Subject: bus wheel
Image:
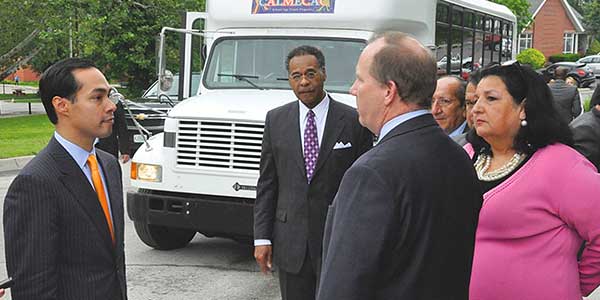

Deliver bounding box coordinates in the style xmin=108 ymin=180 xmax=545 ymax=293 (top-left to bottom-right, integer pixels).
xmin=134 ymin=222 xmax=196 ymax=250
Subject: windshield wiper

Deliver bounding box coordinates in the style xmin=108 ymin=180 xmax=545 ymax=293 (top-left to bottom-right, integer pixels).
xmin=217 ymin=73 xmax=264 ymax=90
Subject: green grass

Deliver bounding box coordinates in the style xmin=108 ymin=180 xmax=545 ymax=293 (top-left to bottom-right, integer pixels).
xmin=0 ymin=80 xmax=38 ymax=87
xmin=0 ymin=115 xmax=53 ymax=159
xmin=0 ymin=94 xmax=40 ymax=102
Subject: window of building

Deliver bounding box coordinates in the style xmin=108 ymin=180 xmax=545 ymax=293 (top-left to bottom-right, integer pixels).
xmin=563 ymin=32 xmax=575 ymax=53
xmin=518 ymin=32 xmax=532 ymax=53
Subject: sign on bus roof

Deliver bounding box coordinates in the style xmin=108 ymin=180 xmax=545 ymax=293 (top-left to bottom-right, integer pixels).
xmin=251 ymin=0 xmax=335 ymax=14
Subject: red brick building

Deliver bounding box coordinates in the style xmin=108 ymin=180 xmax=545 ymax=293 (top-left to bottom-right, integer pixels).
xmin=518 ymin=0 xmax=587 ymax=58
xmin=6 ymin=67 xmax=40 ymax=82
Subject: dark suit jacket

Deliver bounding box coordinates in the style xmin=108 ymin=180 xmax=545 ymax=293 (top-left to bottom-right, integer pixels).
xmin=97 ymin=102 xmax=131 ymax=158
xmin=570 ymin=108 xmax=600 ymax=171
xmin=549 ymin=79 xmax=582 ymax=124
xmin=4 ymin=137 xmax=127 ymax=300
xmin=254 ymin=98 xmax=372 ymax=274
xmin=317 ymin=114 xmax=482 ymax=300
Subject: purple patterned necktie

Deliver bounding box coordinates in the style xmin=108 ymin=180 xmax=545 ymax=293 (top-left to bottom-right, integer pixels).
xmin=304 ymin=110 xmax=319 ymax=182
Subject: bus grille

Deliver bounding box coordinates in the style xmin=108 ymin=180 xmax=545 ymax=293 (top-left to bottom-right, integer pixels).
xmin=176 ymin=120 xmax=264 ymax=170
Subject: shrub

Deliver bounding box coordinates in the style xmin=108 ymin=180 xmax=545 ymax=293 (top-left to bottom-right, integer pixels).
xmin=586 ymin=39 xmax=600 ymax=55
xmin=516 ymin=48 xmax=546 ymax=69
xmin=548 ymin=53 xmax=581 ymax=63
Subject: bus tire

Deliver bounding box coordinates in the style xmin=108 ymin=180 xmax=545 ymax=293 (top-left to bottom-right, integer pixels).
xmin=133 ymin=221 xmax=196 ymax=250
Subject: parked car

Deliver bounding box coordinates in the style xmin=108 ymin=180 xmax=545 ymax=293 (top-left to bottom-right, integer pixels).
xmin=437 ymin=55 xmax=479 ymax=75
xmin=576 ymin=55 xmax=600 ymax=78
xmin=124 ymin=73 xmax=202 ymax=153
xmin=537 ymin=62 xmax=595 ymax=88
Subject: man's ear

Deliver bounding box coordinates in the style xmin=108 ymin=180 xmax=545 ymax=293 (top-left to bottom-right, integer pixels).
xmin=52 ymin=96 xmax=70 ymax=119
xmin=383 ymin=80 xmax=397 ymax=106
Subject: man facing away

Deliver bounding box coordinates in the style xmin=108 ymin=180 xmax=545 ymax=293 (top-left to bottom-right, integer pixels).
xmin=432 ymin=75 xmax=468 ymax=137
xmin=3 ymin=58 xmax=127 ymax=300
xmin=254 ymin=45 xmax=372 ymax=300
xmin=317 ymin=32 xmax=482 ymax=300
xmin=570 ymin=93 xmax=600 ymax=171
xmin=549 ymin=66 xmax=582 ymax=124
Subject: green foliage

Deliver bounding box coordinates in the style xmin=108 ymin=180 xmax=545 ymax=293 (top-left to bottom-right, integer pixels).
xmin=516 ymin=48 xmax=546 ymax=69
xmin=583 ymin=1 xmax=600 ymax=41
xmin=586 ymin=39 xmax=600 ymax=55
xmin=0 ymin=0 xmax=206 ymax=96
xmin=548 ymin=53 xmax=582 ymax=63
xmin=583 ymin=96 xmax=591 ymax=112
xmin=491 ymin=0 xmax=533 ymax=32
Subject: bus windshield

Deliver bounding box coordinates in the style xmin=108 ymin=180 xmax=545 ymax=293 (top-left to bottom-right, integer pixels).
xmin=204 ymin=37 xmax=366 ymax=94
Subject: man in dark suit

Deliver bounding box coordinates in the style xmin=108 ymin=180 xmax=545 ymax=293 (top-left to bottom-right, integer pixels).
xmin=254 ymin=45 xmax=372 ymax=300
xmin=97 ymin=101 xmax=131 ymax=163
xmin=317 ymin=32 xmax=482 ymax=300
xmin=549 ymin=66 xmax=582 ymax=124
xmin=4 ymin=58 xmax=127 ymax=300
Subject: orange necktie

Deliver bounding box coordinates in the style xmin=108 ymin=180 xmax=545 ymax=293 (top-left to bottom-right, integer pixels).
xmin=87 ymin=154 xmax=115 ymax=244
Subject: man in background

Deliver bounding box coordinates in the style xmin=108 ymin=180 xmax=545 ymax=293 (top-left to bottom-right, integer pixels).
xmin=432 ymin=76 xmax=468 ymax=137
xmin=549 ymin=66 xmax=582 ymax=124
xmin=254 ymin=45 xmax=372 ymax=300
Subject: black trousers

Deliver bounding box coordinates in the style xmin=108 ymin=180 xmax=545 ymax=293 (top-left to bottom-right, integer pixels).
xmin=278 ymin=249 xmax=320 ymax=300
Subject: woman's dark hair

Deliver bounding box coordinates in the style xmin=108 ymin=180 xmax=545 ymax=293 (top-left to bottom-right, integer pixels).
xmin=467 ymin=62 xmax=573 ymax=155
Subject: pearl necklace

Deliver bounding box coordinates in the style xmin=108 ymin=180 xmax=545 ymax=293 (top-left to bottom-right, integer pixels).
xmin=474 ymin=152 xmax=527 ymax=182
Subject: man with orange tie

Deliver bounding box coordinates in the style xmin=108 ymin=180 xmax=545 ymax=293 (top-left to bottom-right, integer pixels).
xmin=3 ymin=58 xmax=127 ymax=300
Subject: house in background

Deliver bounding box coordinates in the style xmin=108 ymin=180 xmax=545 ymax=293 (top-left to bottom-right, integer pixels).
xmin=518 ymin=0 xmax=588 ymax=58
xmin=6 ymin=67 xmax=40 ymax=82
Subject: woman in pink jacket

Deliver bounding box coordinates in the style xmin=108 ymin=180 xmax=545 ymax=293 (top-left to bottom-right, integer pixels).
xmin=466 ymin=61 xmax=600 ymax=300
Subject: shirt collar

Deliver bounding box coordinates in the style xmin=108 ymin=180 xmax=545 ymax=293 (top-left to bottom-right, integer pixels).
xmin=378 ymin=110 xmax=430 ymax=141
xmin=54 ymin=131 xmax=98 ymax=169
xmin=299 ymin=92 xmax=330 ymax=121
xmin=448 ymin=120 xmax=468 ymax=137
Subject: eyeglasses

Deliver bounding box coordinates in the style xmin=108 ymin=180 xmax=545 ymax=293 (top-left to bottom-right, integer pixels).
xmin=289 ymin=70 xmax=320 ymax=82
xmin=487 ymin=60 xmax=526 ymax=81
xmin=431 ymin=97 xmax=457 ymax=107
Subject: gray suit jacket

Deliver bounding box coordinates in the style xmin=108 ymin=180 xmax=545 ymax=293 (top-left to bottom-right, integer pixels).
xmin=549 ymin=80 xmax=582 ymax=124
xmin=254 ymin=98 xmax=372 ymax=274
xmin=570 ymin=108 xmax=600 ymax=171
xmin=317 ymin=114 xmax=482 ymax=300
xmin=4 ymin=137 xmax=127 ymax=300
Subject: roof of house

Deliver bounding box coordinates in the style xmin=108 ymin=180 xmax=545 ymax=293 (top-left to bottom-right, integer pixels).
xmin=528 ymin=0 xmax=585 ymax=32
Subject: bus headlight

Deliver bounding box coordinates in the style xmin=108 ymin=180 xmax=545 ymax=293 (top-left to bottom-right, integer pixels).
xmin=131 ymin=162 xmax=162 ymax=182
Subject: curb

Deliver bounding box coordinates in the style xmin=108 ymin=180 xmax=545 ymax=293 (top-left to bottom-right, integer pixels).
xmin=0 ymin=155 xmax=34 ymax=173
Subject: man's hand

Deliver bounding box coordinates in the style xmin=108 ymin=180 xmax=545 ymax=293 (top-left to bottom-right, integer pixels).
xmin=254 ymin=245 xmax=273 ymax=274
xmin=120 ymin=154 xmax=130 ymax=163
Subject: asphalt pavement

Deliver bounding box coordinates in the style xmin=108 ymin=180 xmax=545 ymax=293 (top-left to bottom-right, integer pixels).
xmin=0 ymin=163 xmax=281 ymax=300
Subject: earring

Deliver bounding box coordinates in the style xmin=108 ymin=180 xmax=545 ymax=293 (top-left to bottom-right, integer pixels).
xmin=520 ymin=119 xmax=528 ymax=127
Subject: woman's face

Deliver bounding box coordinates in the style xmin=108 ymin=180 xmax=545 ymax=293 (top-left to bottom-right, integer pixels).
xmin=472 ymin=75 xmax=526 ymax=147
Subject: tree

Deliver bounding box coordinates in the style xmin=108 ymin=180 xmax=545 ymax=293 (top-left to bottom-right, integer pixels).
xmin=0 ymin=0 xmax=206 ymax=95
xmin=491 ymin=0 xmax=533 ymax=32
xmin=583 ymin=1 xmax=600 ymax=44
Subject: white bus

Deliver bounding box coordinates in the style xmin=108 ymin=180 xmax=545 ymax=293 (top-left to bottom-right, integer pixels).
xmin=128 ymin=0 xmax=516 ymax=250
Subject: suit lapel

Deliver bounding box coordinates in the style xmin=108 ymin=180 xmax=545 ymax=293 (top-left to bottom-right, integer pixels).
xmin=97 ymin=151 xmax=123 ymax=253
xmin=287 ymin=102 xmax=308 ymax=177
xmin=49 ymin=138 xmax=115 ymax=250
xmin=313 ymin=99 xmax=345 ymax=176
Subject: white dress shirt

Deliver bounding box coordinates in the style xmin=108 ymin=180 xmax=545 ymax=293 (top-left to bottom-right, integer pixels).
xmin=254 ymin=94 xmax=331 ymax=247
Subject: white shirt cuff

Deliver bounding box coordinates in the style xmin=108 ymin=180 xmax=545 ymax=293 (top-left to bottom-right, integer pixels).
xmin=254 ymin=239 xmax=272 ymax=246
